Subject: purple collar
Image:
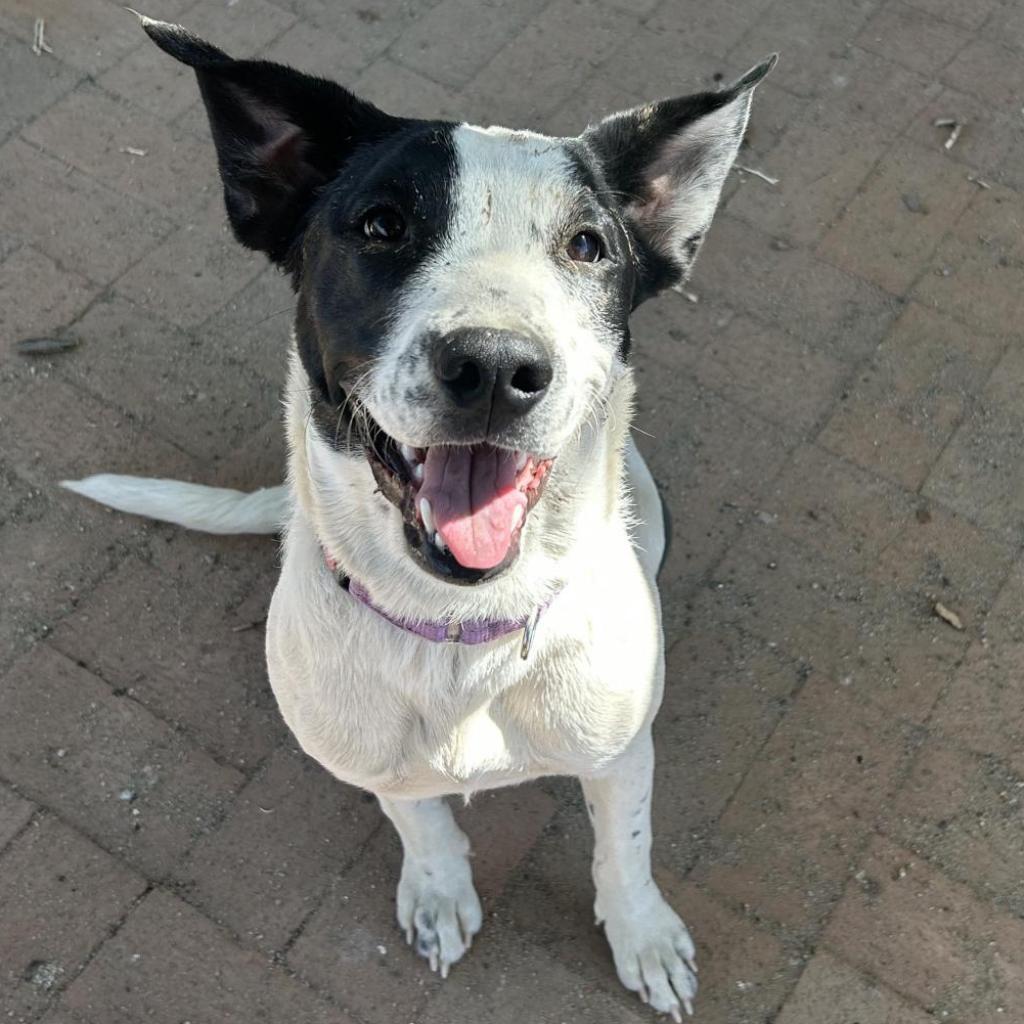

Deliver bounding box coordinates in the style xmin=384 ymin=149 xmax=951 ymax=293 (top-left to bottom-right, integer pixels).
xmin=324 ymin=550 xmax=554 ymax=660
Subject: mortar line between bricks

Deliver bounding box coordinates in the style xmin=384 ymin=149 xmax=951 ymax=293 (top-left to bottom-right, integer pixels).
xmin=0 ymin=804 xmax=41 ymax=860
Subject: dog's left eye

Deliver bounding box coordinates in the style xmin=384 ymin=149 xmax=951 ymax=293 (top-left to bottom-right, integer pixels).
xmin=567 ymin=231 xmax=603 ymax=263
xmin=363 ymin=207 xmax=407 ymax=242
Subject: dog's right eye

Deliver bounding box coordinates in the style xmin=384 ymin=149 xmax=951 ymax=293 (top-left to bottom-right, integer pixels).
xmin=363 ymin=207 xmax=406 ymax=242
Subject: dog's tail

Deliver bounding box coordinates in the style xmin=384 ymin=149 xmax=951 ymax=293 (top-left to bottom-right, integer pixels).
xmin=60 ymin=475 xmax=287 ymax=535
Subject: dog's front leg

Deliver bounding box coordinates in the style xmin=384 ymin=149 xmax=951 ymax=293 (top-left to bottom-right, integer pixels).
xmin=378 ymin=795 xmax=483 ymax=978
xmin=582 ymin=731 xmax=697 ymax=1020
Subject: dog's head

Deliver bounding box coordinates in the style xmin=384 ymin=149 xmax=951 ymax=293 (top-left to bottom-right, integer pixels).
xmin=143 ymin=18 xmax=772 ymax=586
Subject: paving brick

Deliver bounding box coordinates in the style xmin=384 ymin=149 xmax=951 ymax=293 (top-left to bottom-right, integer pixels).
xmin=64 ymin=888 xmax=351 ymax=1024
xmin=390 ymin=0 xmax=550 ymax=89
xmin=0 ymin=138 xmax=172 ymax=283
xmin=0 ymin=28 xmax=78 ymax=141
xmin=885 ymin=742 xmax=1024 ymax=915
xmin=0 ymin=0 xmax=148 ymax=76
xmin=629 ymin=290 xmax=735 ymax=372
xmin=923 ymin=345 xmax=1024 ymax=539
xmin=177 ymin=746 xmax=379 ymax=952
xmin=696 ymin=527 xmax=968 ymax=723
xmin=351 ymin=56 xmax=463 ymax=121
xmin=776 ymin=952 xmax=934 ymax=1024
xmin=818 ymin=301 xmax=1007 ymax=490
xmin=818 ymin=139 xmax=978 ymax=295
xmin=942 ymin=36 xmax=1024 ymax=110
xmin=693 ymin=314 xmax=847 ymax=433
xmin=0 ymin=815 xmax=146 ymax=1021
xmin=0 ymin=784 xmax=34 ymax=853
xmin=533 ymin=72 xmax=643 ymax=137
xmin=726 ymin=110 xmax=890 ymax=246
xmin=804 ymin=45 xmax=941 ymax=134
xmin=288 ymin=827 xmax=444 ymax=1024
xmin=694 ymin=675 xmax=915 ymax=935
xmin=258 ymin=19 xmax=373 ymax=82
xmin=458 ymin=0 xmax=636 ymax=126
xmin=113 ymin=218 xmax=264 ymax=331
xmin=0 ymin=245 xmax=95 ymax=361
xmin=930 ymin=561 xmax=1024 ymax=774
xmin=22 ymin=82 xmax=218 ymax=216
xmin=47 ymin=550 xmax=284 ymax=770
xmin=54 ymin=295 xmax=280 ymax=463
xmin=728 ymin=0 xmax=878 ymax=99
xmin=824 ymin=834 xmax=1024 ymax=1022
xmin=0 ymin=645 xmax=244 ymax=878
xmin=645 ymin=0 xmax=778 ymax=60
xmin=856 ymin=1 xmax=971 ymax=75
xmin=913 ymin=184 xmax=1024 ymax=336
xmin=690 ymin=215 xmax=900 ymax=362
xmin=907 ymin=0 xmax=995 ymax=29
xmin=655 ymin=622 xmax=804 ymax=848
xmin=98 ymin=0 xmax=295 ymax=120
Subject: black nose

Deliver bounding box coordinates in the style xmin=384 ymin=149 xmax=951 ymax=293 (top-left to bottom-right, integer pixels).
xmin=432 ymin=328 xmax=553 ymax=432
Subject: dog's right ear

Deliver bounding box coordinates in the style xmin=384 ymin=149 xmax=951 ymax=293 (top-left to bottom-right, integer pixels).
xmin=138 ymin=16 xmax=403 ymax=265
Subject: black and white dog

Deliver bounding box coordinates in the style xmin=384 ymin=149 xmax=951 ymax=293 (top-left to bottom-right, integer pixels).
xmin=66 ymin=18 xmax=773 ymax=1019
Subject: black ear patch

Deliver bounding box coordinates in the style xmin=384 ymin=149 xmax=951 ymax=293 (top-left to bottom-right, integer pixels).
xmin=136 ymin=14 xmax=406 ymax=266
xmin=584 ymin=55 xmax=777 ymax=304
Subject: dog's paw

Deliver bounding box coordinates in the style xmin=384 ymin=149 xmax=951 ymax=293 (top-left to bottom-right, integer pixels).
xmin=395 ymin=855 xmax=483 ymax=978
xmin=599 ymin=892 xmax=698 ymax=1021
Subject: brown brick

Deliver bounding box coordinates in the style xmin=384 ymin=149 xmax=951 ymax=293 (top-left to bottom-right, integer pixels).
xmin=23 ymin=83 xmax=218 ymax=216
xmin=693 ymin=315 xmax=847 ymax=433
xmin=824 ymin=834 xmax=1024 ymax=1022
xmin=695 ymin=675 xmax=915 ymax=934
xmin=0 ymin=784 xmax=34 ymax=853
xmin=458 ymin=0 xmax=635 ymax=126
xmin=0 ymin=28 xmax=78 ymax=139
xmin=630 ymin=291 xmax=735 ymax=372
xmin=98 ymin=0 xmax=295 ymax=120
xmin=64 ymin=889 xmax=351 ymax=1024
xmin=53 ymin=295 xmax=279 ymax=463
xmin=727 ymin=110 xmax=890 ymax=247
xmin=691 ymin=215 xmax=900 ymax=360
xmin=47 ymin=552 xmax=284 ymax=770
xmin=0 ymin=645 xmax=244 ymax=878
xmin=818 ymin=139 xmax=978 ymax=295
xmin=596 ymin=25 xmax=717 ymax=104
xmin=352 ymin=57 xmax=463 ymax=122
xmin=913 ymin=185 xmax=1024 ymax=336
xmin=930 ymin=562 xmax=1024 ymax=774
xmin=390 ymin=0 xmax=550 ymax=89
xmin=776 ymin=952 xmax=933 ymax=1024
xmin=289 ymin=827 xmax=443 ymax=1024
xmin=885 ymin=742 xmax=1024 ymax=915
xmin=923 ymin=344 xmax=1024 ymax=539
xmin=177 ymin=746 xmax=379 ymax=952
xmin=856 ymin=1 xmax=971 ymax=75
xmin=696 ymin=528 xmax=967 ymax=723
xmin=728 ymin=0 xmax=877 ymax=98
xmin=0 ymin=139 xmax=172 ymax=283
xmin=0 ymin=0 xmax=147 ymax=76
xmin=113 ymin=218 xmax=264 ymax=331
xmin=0 ymin=815 xmax=146 ymax=1020
xmin=943 ymin=37 xmax=1024 ymax=110
xmin=818 ymin=301 xmax=1006 ymax=490
xmin=0 ymin=246 xmax=95 ymax=362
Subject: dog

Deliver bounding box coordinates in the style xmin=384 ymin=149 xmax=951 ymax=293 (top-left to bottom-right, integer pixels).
xmin=65 ymin=17 xmax=774 ymax=1019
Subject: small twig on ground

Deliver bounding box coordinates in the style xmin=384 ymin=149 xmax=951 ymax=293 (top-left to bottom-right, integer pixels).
xmin=967 ymin=174 xmax=992 ymax=189
xmin=32 ymin=17 xmax=53 ymax=55
xmin=933 ymin=117 xmax=963 ymax=150
xmin=734 ymin=164 xmax=779 ymax=186
xmin=119 ymin=146 xmax=148 ymax=157
xmin=934 ymin=601 xmax=965 ymax=631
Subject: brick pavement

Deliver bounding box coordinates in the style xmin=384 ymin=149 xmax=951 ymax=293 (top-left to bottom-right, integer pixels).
xmin=2 ymin=0 xmax=1023 ymax=1020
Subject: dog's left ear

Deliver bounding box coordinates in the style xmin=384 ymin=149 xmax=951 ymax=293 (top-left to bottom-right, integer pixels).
xmin=584 ymin=56 xmax=777 ymax=304
xmin=137 ymin=15 xmax=405 ymax=265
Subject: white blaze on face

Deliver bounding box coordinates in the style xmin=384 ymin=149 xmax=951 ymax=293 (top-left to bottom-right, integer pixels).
xmin=368 ymin=124 xmax=618 ymax=452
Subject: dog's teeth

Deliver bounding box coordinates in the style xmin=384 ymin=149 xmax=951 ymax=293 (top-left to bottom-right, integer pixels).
xmin=433 ymin=530 xmax=447 ymax=553
xmin=419 ymin=497 xmax=435 ymax=535
xmin=413 ymin=462 xmax=424 ymax=483
xmin=401 ymin=444 xmax=419 ymax=466
xmin=515 ymin=450 xmax=528 ymax=471
xmin=511 ymin=505 xmax=524 ymax=529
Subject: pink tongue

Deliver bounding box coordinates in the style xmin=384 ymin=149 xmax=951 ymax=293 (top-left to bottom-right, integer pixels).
xmin=419 ymin=446 xmax=527 ymax=570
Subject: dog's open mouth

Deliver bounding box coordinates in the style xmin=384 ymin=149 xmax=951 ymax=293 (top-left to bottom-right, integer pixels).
xmin=364 ymin=430 xmax=552 ymax=583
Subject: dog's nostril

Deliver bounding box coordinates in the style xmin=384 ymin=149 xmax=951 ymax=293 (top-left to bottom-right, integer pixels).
xmin=447 ymin=360 xmax=482 ymax=397
xmin=510 ymin=363 xmax=551 ymax=395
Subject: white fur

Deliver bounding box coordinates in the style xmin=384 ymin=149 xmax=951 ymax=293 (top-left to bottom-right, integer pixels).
xmin=60 ymin=475 xmax=288 ymax=534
